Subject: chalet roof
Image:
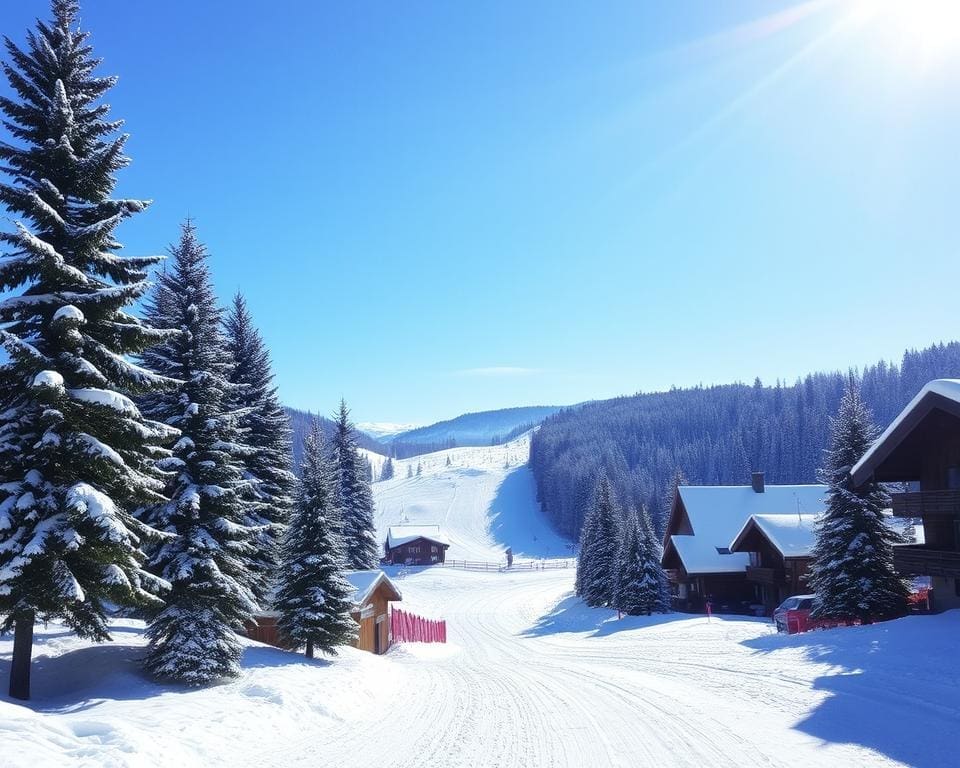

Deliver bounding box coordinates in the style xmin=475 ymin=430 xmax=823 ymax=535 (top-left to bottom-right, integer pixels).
xmin=730 ymin=513 xmax=819 ymax=559
xmin=667 ymin=484 xmax=827 ymax=574
xmin=386 ymin=525 xmax=451 ymax=549
xmin=344 ymin=569 xmax=402 ymax=606
xmin=851 ymin=379 xmax=960 ymax=486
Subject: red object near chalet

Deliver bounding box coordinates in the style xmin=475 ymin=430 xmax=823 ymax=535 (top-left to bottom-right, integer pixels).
xmin=391 ymin=607 xmax=447 ymax=644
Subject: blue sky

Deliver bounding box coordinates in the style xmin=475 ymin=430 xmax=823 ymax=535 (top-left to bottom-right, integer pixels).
xmin=3 ymin=1 xmax=959 ymax=425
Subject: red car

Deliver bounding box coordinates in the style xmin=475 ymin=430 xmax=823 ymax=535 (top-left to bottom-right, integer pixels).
xmin=773 ymin=594 xmax=814 ymax=633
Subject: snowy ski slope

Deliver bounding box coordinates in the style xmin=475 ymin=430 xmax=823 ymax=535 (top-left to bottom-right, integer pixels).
xmin=367 ymin=433 xmax=571 ymax=562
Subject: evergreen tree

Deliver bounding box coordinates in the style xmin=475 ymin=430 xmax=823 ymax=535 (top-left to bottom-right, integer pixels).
xmin=416 ymin=461 xmax=423 ymax=476
xmin=275 ymin=421 xmax=356 ymax=657
xmin=0 ymin=0 xmax=175 ymax=701
xmin=331 ymin=400 xmax=378 ymax=569
xmin=575 ymin=475 xmax=621 ymax=607
xmin=808 ymin=377 xmax=910 ymax=623
xmin=615 ymin=508 xmax=670 ymax=615
xmin=140 ymin=222 xmax=259 ymax=684
xmin=223 ymin=293 xmax=294 ymax=606
xmin=406 ymin=464 xmax=413 ymax=479
xmin=380 ymin=457 xmax=395 ymax=481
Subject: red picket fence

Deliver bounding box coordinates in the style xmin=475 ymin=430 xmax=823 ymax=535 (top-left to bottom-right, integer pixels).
xmin=391 ymin=607 xmax=447 ymax=644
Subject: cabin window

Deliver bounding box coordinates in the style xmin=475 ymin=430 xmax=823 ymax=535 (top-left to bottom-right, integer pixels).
xmin=431 ymin=545 xmax=438 ymax=553
xmin=408 ymin=546 xmax=421 ymax=554
xmin=749 ymin=551 xmax=761 ymax=567
xmin=948 ymin=466 xmax=960 ymax=490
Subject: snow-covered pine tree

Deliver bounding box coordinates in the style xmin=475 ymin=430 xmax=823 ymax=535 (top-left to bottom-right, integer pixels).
xmin=139 ymin=222 xmax=260 ymax=684
xmin=808 ymin=376 xmax=910 ymax=624
xmin=363 ymin=454 xmax=374 ymax=483
xmin=575 ymin=475 xmax=621 ymax=608
xmin=406 ymin=464 xmax=413 ymax=479
xmin=380 ymin=457 xmax=395 ymax=481
xmin=275 ymin=420 xmax=356 ymax=657
xmin=0 ymin=0 xmax=177 ymax=701
xmin=223 ymin=292 xmax=295 ymax=607
xmin=615 ymin=508 xmax=670 ymax=615
xmin=330 ymin=400 xmax=379 ymax=569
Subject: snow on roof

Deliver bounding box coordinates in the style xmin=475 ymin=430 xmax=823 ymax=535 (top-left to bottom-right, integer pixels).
xmin=731 ymin=513 xmax=819 ymax=558
xmin=344 ymin=569 xmax=401 ymax=606
xmin=670 ymin=484 xmax=827 ymax=574
xmin=386 ymin=525 xmax=451 ymax=549
xmin=852 ymin=379 xmax=960 ymax=480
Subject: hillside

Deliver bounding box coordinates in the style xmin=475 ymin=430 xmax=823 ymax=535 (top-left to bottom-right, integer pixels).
xmin=371 ymin=434 xmax=570 ymax=561
xmin=389 ymin=406 xmax=563 ymax=447
xmin=531 ymin=341 xmax=960 ymax=540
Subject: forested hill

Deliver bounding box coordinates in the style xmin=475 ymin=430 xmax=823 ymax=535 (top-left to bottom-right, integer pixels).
xmin=529 ymin=341 xmax=960 ymax=541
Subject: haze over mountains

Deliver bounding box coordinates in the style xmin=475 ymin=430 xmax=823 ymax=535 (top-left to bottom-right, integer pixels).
xmin=286 ymin=405 xmax=566 ymax=468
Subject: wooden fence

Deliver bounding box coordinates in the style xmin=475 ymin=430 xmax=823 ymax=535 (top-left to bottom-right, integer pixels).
xmin=391 ymin=607 xmax=446 ymax=644
xmin=439 ymin=558 xmax=574 ymax=572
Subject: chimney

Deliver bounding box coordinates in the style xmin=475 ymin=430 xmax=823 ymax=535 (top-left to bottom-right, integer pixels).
xmin=751 ymin=471 xmax=765 ymax=494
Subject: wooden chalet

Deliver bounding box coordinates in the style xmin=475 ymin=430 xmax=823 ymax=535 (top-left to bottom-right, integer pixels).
xmin=851 ymin=379 xmax=960 ymax=612
xmin=383 ymin=525 xmax=451 ymax=565
xmin=246 ymin=569 xmax=402 ymax=654
xmin=661 ymin=473 xmax=827 ymax=613
xmin=729 ymin=513 xmax=818 ymax=613
xmin=345 ymin=570 xmax=403 ymax=654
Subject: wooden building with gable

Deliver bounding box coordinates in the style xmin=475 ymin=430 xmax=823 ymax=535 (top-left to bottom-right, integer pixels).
xmin=851 ymin=379 xmax=960 ymax=612
xmin=345 ymin=569 xmax=403 ymax=654
xmin=661 ymin=473 xmax=827 ymax=613
xmin=729 ymin=513 xmax=818 ymax=613
xmin=383 ymin=525 xmax=451 ymax=565
xmin=247 ymin=569 xmax=402 ymax=654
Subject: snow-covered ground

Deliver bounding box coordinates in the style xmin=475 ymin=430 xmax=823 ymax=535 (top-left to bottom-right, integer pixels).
xmin=369 ymin=434 xmax=571 ymax=561
xmin=3 ymin=436 xmax=958 ymax=766
xmin=3 ymin=571 xmax=960 ymax=767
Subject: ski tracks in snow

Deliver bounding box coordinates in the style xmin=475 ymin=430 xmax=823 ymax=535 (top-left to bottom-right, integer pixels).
xmin=262 ymin=569 xmax=895 ymax=768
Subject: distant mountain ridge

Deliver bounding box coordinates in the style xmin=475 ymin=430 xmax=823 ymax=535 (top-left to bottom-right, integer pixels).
xmin=388 ymin=405 xmax=564 ymax=447
xmin=285 ymin=405 xmax=567 ymax=469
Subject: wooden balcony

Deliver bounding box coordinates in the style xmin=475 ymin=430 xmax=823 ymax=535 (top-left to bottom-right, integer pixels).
xmin=745 ymin=565 xmax=785 ymax=585
xmin=891 ymin=490 xmax=960 ymax=518
xmin=893 ymin=545 xmax=960 ymax=578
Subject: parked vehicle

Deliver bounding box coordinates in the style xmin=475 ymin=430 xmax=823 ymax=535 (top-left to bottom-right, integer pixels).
xmin=773 ymin=594 xmax=814 ymax=633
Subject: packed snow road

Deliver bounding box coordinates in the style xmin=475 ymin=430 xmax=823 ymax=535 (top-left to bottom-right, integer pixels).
xmin=4 ymin=568 xmax=960 ymax=767
xmin=250 ymin=568 xmax=955 ymax=768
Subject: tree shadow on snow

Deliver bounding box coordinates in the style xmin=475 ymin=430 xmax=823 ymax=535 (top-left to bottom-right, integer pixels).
xmin=488 ymin=467 xmax=573 ymax=559
xmin=240 ymin=644 xmax=332 ymax=670
xmin=521 ymin=593 xmax=690 ymax=638
xmin=0 ymin=635 xmax=331 ymax=714
xmin=0 ymin=642 xmax=165 ymax=713
xmin=741 ymin=612 xmax=960 ymax=768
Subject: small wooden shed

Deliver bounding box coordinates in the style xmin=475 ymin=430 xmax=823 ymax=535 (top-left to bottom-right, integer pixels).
xmin=345 ymin=569 xmax=403 ymax=654
xmin=246 ymin=569 xmax=402 ymax=654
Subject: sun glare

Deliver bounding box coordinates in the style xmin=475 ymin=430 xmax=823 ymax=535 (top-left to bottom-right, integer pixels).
xmin=850 ymin=0 xmax=960 ymax=68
